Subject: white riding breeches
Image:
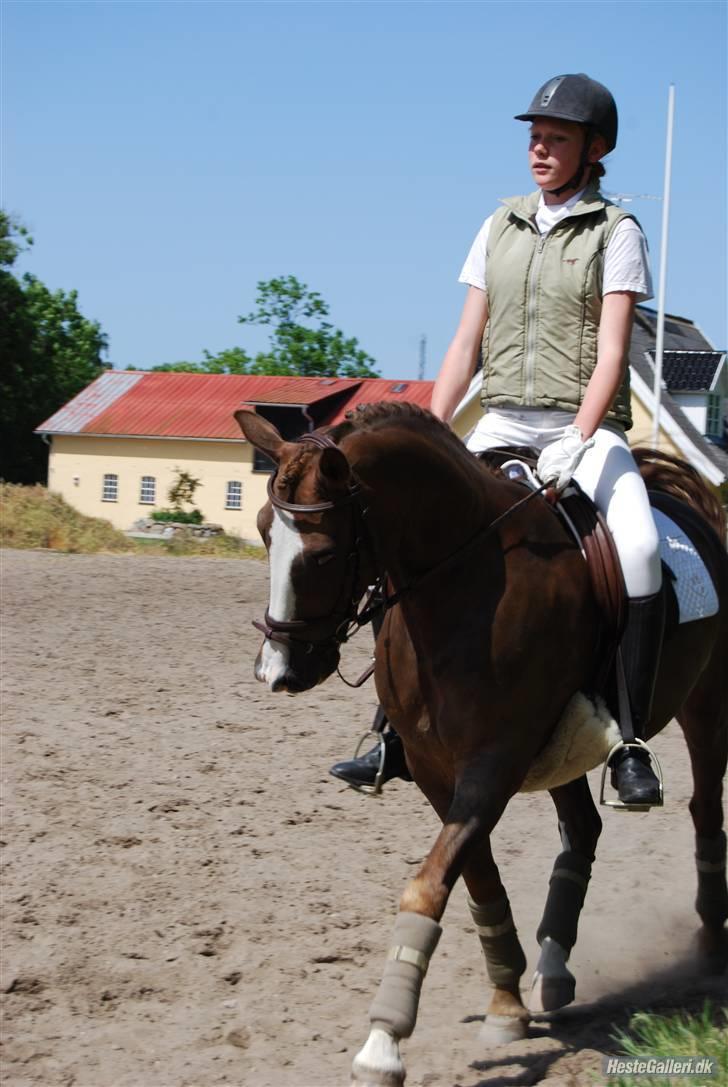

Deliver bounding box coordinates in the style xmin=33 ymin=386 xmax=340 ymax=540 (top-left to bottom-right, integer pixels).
xmin=466 ymin=408 xmax=662 ymax=599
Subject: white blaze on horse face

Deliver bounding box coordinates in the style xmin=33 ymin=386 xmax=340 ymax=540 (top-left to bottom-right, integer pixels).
xmin=257 ymin=508 xmax=304 ymax=688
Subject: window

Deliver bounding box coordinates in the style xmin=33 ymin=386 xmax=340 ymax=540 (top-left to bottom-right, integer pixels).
xmin=706 ymin=393 xmax=722 ymax=438
xmin=139 ymin=476 xmax=156 ymax=504
xmin=102 ymin=474 xmax=118 ymax=502
xmin=226 ymin=480 xmax=242 ymax=510
xmin=253 ymin=449 xmax=276 ymax=473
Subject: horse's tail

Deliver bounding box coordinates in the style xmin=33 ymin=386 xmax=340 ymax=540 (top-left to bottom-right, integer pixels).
xmin=633 ymin=447 xmax=727 ymax=544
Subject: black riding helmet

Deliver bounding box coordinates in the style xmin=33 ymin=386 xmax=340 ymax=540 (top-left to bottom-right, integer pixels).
xmin=515 ymin=74 xmax=618 ymax=195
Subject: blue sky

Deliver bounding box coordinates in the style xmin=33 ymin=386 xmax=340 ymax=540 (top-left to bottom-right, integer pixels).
xmin=4 ymin=0 xmax=726 ymax=378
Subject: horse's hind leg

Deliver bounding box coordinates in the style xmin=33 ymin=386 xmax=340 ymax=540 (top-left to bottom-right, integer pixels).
xmin=678 ymin=672 xmax=728 ymax=936
xmin=528 ymin=774 xmax=602 ymax=1014
xmin=350 ymin=758 xmax=517 ymax=1087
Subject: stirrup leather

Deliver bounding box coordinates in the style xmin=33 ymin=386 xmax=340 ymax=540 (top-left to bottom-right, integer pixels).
xmin=599 ymin=738 xmax=664 ymax=811
xmin=345 ymin=730 xmax=387 ymax=797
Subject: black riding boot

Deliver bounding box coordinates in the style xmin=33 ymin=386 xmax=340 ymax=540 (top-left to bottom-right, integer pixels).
xmin=610 ymin=591 xmax=665 ymax=807
xmin=329 ymin=725 xmax=412 ymax=789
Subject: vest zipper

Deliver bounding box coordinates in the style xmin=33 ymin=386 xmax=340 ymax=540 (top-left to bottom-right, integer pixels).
xmin=524 ymin=233 xmax=547 ymax=405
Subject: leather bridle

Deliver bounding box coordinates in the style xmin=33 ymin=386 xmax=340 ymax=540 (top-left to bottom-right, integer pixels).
xmin=252 ymin=432 xmax=378 ymax=661
xmin=252 ymin=430 xmax=552 ymax=682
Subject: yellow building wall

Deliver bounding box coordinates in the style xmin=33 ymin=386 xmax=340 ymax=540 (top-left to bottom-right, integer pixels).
xmin=628 ymin=396 xmax=682 ymax=455
xmin=47 ymin=435 xmax=268 ymax=541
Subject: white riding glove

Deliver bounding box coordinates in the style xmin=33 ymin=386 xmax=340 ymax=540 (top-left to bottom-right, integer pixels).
xmin=536 ymin=425 xmax=594 ymax=492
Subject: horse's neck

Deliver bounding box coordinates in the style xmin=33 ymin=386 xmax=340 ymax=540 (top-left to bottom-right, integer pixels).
xmin=345 ymin=425 xmax=502 ymax=579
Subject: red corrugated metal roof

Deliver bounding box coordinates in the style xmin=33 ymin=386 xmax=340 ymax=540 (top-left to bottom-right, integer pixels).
xmin=36 ymin=372 xmax=435 ymax=440
xmin=37 ymin=371 xmax=145 ymax=433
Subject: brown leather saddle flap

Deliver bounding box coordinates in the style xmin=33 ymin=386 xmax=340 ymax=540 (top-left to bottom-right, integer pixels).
xmin=479 ymin=447 xmax=627 ymax=686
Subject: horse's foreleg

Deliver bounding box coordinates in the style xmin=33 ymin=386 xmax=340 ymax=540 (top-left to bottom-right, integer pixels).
xmin=463 ymin=850 xmax=530 ymax=1044
xmin=529 ymin=775 xmax=602 ymax=1014
xmin=351 ymin=761 xmax=514 ymax=1087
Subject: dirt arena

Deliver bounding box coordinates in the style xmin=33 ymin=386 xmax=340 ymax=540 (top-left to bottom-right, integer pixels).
xmin=1 ymin=549 xmax=725 ymax=1087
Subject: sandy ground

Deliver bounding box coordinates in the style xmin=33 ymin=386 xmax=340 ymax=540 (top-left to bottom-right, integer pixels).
xmin=1 ymin=548 xmax=725 ymax=1087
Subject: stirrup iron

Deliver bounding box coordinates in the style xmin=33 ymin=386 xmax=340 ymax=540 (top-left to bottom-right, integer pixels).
xmin=599 ymin=738 xmax=664 ymax=811
xmin=345 ymin=730 xmax=387 ymax=797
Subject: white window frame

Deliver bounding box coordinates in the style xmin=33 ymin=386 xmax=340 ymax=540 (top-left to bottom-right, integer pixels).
xmin=102 ymin=473 xmax=119 ymax=502
xmin=139 ymin=476 xmax=156 ymax=504
xmin=225 ymin=480 xmax=242 ymax=510
xmin=706 ymin=393 xmax=722 ymax=437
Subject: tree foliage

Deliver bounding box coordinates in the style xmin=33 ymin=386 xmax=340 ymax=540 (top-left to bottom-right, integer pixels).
xmin=151 ymin=276 xmax=379 ymax=378
xmin=1 ymin=211 xmax=108 ymax=483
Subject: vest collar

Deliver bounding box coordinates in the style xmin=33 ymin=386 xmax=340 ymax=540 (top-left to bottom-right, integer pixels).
xmin=501 ymin=179 xmax=610 ymax=226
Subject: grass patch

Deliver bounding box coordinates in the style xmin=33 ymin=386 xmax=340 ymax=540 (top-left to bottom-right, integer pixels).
xmin=0 ymin=484 xmax=265 ymax=560
xmin=609 ymin=1002 xmax=727 ymax=1087
xmin=0 ymin=483 xmax=135 ymax=553
xmin=148 ymin=528 xmax=265 ymax=560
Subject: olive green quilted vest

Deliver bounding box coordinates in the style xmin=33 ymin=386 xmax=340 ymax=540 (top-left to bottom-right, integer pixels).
xmin=481 ymin=183 xmax=636 ymax=429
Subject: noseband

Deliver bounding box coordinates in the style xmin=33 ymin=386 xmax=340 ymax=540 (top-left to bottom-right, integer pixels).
xmin=252 ymin=431 xmax=374 ymax=659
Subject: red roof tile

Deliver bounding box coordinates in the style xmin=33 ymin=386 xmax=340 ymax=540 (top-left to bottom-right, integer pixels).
xmin=36 ymin=372 xmax=434 ymax=440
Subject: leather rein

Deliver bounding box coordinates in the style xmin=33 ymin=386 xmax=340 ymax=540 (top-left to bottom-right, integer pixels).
xmin=252 ymin=430 xmax=550 ymax=687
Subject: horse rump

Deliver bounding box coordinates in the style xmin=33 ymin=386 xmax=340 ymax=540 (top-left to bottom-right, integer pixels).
xmin=633 ymin=446 xmax=727 ymax=544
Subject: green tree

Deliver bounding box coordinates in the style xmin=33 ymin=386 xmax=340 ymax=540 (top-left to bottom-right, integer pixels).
xmin=0 ymin=211 xmax=108 ymax=483
xmin=147 ymin=347 xmax=253 ymax=375
xmin=152 ymin=276 xmax=378 ymax=378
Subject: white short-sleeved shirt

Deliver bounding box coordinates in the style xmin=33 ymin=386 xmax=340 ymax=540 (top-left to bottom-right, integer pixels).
xmin=458 ymin=188 xmax=654 ymax=301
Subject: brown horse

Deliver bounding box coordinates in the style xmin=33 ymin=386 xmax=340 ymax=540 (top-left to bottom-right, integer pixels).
xmin=235 ymin=403 xmax=728 ymax=1087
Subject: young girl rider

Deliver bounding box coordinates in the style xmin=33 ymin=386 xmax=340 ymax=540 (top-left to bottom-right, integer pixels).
xmin=331 ymin=73 xmax=664 ymax=809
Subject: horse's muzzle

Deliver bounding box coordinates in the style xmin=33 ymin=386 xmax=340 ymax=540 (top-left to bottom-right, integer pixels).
xmin=270 ymin=669 xmax=309 ymax=694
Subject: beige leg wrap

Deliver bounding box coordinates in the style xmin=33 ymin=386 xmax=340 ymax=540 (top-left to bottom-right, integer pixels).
xmin=468 ymin=893 xmax=527 ymax=988
xmin=368 ymin=911 xmax=442 ymax=1040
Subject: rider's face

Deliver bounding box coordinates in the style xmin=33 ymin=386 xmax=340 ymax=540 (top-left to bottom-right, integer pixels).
xmin=528 ymin=119 xmax=602 ymax=197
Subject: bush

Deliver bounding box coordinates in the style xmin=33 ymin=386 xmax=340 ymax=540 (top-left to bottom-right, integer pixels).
xmin=0 ymin=483 xmax=135 ymax=553
xmin=150 ymin=508 xmax=204 ymax=524
xmin=156 ymin=528 xmax=264 ymax=559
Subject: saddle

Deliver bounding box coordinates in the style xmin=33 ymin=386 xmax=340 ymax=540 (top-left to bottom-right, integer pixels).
xmin=480 ymin=447 xmax=626 ymax=693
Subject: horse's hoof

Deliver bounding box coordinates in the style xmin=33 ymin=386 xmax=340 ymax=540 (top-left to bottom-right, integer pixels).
xmin=350 ymin=1071 xmax=404 ymax=1087
xmin=478 ymin=1013 xmax=529 ymax=1045
xmin=351 ymin=1028 xmax=406 ymax=1087
xmin=528 ymin=969 xmax=576 ymax=1013
xmin=528 ymin=936 xmax=576 ymax=1013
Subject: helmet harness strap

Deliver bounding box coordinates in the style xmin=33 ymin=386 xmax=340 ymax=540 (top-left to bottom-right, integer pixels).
xmin=547 ymin=124 xmax=596 ymax=197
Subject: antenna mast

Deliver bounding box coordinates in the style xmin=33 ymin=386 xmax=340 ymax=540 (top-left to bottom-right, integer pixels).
xmin=418 ymin=334 xmax=426 ymax=380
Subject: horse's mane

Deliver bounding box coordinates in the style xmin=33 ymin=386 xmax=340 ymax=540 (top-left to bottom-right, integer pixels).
xmin=329 ymin=401 xmax=469 ymax=457
xmin=633 ymin=447 xmax=727 ymax=543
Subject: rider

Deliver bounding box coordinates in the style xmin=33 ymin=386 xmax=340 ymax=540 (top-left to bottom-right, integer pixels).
xmin=330 ymin=73 xmax=664 ymax=809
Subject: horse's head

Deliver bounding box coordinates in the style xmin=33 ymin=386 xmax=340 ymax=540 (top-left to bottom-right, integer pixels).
xmin=235 ymin=410 xmax=370 ymax=693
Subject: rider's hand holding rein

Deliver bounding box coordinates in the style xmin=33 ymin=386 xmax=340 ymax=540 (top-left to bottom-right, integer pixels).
xmin=536 ymin=288 xmax=637 ymax=491
xmin=536 ymin=425 xmax=594 ymax=492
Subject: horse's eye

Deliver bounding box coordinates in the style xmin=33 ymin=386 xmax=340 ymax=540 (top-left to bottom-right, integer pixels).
xmin=315 ymin=552 xmax=336 ymax=567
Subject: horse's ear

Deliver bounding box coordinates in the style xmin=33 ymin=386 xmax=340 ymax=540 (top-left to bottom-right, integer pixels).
xmin=234 ymin=409 xmax=284 ymax=464
xmin=318 ymin=446 xmax=351 ymax=492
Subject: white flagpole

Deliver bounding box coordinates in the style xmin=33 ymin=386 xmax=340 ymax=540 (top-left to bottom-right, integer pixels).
xmin=652 ymin=84 xmax=676 ymax=447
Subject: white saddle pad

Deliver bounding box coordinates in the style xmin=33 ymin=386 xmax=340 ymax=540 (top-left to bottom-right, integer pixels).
xmin=654 ymin=509 xmax=719 ymax=623
xmin=521 ymin=693 xmax=620 ymax=793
